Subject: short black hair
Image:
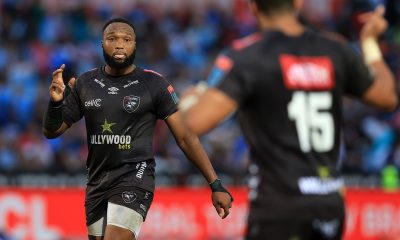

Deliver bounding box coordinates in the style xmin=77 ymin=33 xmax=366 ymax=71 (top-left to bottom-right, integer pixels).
xmin=251 ymin=0 xmax=295 ymax=15
xmin=102 ymin=17 xmax=136 ymax=34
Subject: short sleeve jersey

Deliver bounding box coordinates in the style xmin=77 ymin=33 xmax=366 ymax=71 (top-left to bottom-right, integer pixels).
xmin=62 ymin=66 xmax=179 ymax=183
xmin=207 ymin=29 xmax=373 ymax=219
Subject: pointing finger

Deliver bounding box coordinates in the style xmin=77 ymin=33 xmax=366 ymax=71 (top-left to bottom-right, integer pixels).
xmin=375 ymin=5 xmax=385 ymax=16
xmin=52 ymin=64 xmax=65 ymax=78
xmin=52 ymin=68 xmax=63 ymax=77
xmin=359 ymin=5 xmax=385 ymax=23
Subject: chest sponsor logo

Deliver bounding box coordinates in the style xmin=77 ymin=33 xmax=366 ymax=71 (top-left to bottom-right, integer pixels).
xmin=108 ymin=87 xmax=119 ymax=95
xmin=84 ymin=98 xmax=102 ymax=107
xmin=123 ymin=95 xmax=140 ymax=113
xmin=122 ymin=191 xmax=137 ymax=203
xmin=94 ymin=78 xmax=105 ymax=88
xmin=280 ymin=55 xmax=335 ymax=90
xmin=90 ymin=119 xmax=131 ymax=150
xmin=123 ymin=80 xmax=139 ymax=88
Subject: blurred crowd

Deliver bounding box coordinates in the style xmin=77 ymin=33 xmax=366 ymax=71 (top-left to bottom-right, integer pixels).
xmin=0 ymin=0 xmax=399 ymax=186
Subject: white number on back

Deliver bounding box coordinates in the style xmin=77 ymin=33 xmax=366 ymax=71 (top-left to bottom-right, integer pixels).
xmin=287 ymin=91 xmax=334 ymax=152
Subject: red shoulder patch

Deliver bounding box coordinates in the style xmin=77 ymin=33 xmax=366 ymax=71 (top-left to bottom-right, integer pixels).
xmin=215 ymin=55 xmax=233 ymax=72
xmin=167 ymin=85 xmax=174 ymax=93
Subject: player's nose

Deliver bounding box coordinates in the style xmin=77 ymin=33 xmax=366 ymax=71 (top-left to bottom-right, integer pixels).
xmin=114 ymin=39 xmax=125 ymax=49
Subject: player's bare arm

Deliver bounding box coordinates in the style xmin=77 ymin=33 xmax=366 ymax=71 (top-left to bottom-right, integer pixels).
xmin=165 ymin=111 xmax=233 ymax=219
xmin=359 ymin=5 xmax=398 ymax=110
xmin=43 ymin=64 xmax=76 ymax=139
xmin=180 ymin=87 xmax=237 ymax=135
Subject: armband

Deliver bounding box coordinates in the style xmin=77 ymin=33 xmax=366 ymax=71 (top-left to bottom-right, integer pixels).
xmin=194 ymin=81 xmax=208 ymax=94
xmin=362 ymin=38 xmax=383 ymax=65
xmin=179 ymin=81 xmax=208 ymax=112
xmin=43 ymin=100 xmax=63 ymax=132
xmin=210 ymin=178 xmax=234 ymax=201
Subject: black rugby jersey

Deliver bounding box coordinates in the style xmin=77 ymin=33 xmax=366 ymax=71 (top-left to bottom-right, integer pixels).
xmin=207 ymin=29 xmax=373 ymax=220
xmin=62 ymin=66 xmax=178 ymax=183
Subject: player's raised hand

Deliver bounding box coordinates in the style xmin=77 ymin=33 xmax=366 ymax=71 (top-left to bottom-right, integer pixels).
xmin=49 ymin=64 xmax=76 ymax=102
xmin=359 ymin=5 xmax=388 ymax=40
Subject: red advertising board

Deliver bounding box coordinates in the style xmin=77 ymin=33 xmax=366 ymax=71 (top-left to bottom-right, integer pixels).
xmin=344 ymin=189 xmax=400 ymax=240
xmin=1 ymin=187 xmax=400 ymax=240
xmin=0 ymin=188 xmax=86 ymax=240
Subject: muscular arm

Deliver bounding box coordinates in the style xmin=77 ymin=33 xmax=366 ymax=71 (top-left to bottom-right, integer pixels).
xmin=165 ymin=110 xmax=233 ymax=218
xmin=359 ymin=5 xmax=398 ymax=111
xmin=361 ymin=61 xmax=397 ymax=111
xmin=165 ymin=111 xmax=219 ymax=183
xmin=181 ymin=88 xmax=237 ymax=135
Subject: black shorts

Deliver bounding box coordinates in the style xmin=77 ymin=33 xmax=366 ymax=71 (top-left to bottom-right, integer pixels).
xmin=246 ymin=217 xmax=344 ymax=240
xmin=85 ymin=160 xmax=155 ymax=225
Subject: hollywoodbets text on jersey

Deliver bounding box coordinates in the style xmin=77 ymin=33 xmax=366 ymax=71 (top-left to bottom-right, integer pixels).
xmin=90 ymin=135 xmax=131 ymax=150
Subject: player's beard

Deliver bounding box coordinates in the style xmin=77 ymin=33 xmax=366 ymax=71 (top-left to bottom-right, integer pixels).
xmin=103 ymin=49 xmax=135 ymax=70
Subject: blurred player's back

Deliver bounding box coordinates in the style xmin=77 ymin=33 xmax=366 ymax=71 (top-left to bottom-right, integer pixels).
xmin=212 ymin=27 xmax=370 ymax=232
xmin=181 ymin=1 xmax=397 ymax=239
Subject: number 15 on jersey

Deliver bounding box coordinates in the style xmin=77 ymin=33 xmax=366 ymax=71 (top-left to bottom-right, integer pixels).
xmin=288 ymin=91 xmax=334 ymax=153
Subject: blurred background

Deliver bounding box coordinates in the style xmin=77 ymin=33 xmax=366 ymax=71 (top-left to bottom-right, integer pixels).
xmin=0 ymin=0 xmax=400 ymax=239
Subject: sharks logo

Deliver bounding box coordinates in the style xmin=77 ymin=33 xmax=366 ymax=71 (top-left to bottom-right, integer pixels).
xmin=123 ymin=95 xmax=140 ymax=113
xmin=122 ymin=191 xmax=137 ymax=203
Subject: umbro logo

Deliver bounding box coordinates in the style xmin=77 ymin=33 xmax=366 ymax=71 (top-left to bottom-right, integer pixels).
xmin=108 ymin=87 xmax=119 ymax=95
